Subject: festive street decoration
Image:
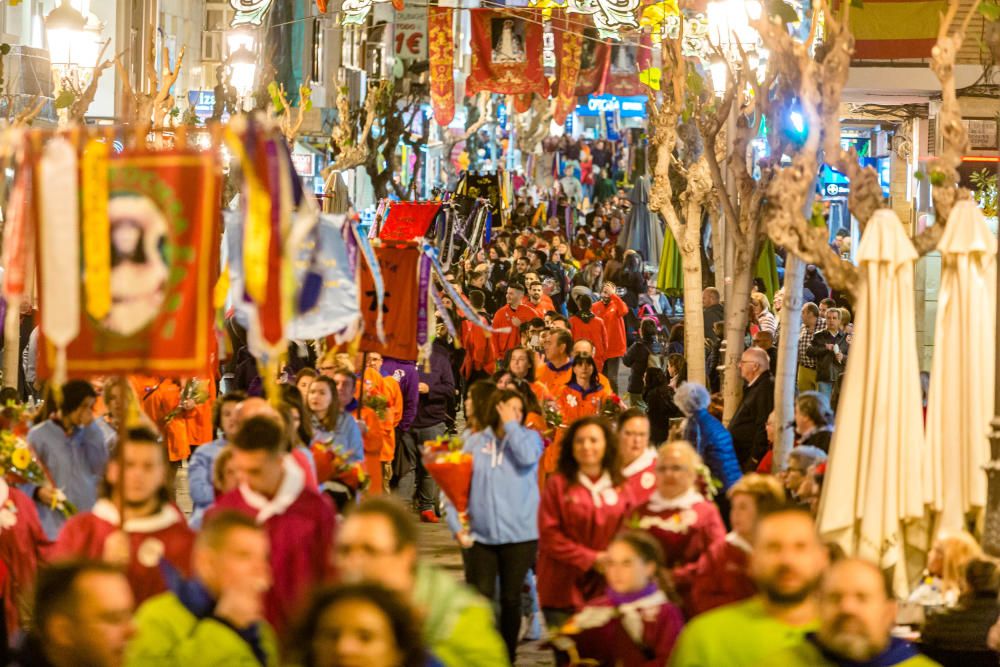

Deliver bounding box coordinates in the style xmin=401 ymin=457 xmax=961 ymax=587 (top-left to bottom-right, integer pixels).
xmin=553 ymin=14 xmax=584 ymax=126
xmin=230 ymin=0 xmax=273 ymax=26
xmin=567 ymin=0 xmax=641 ymax=38
xmin=359 ymin=244 xmax=423 ymax=361
xmin=379 ymin=202 xmax=443 ymax=242
xmin=467 ymin=9 xmax=550 ymax=97
xmin=574 ymin=26 xmax=611 ymax=97
xmin=604 ymin=41 xmax=650 ymax=97
xmin=428 ymin=7 xmax=456 ymax=127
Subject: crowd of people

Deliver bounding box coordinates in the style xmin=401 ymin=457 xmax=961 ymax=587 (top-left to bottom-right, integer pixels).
xmin=0 ymin=136 xmax=989 ymax=667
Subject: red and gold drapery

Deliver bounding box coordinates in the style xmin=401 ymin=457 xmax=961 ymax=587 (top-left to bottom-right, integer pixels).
xmin=467 ymin=8 xmax=549 ymax=97
xmin=429 ymin=6 xmax=455 ymax=127
xmin=553 ymin=12 xmax=584 ymax=126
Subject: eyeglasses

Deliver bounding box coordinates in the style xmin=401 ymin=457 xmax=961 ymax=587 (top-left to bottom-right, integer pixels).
xmin=656 ymin=464 xmax=690 ymax=474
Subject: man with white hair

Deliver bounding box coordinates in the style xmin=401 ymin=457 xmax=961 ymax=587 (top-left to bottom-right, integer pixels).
xmin=676 ymin=382 xmax=742 ymax=495
xmin=727 ymin=347 xmax=774 ymax=471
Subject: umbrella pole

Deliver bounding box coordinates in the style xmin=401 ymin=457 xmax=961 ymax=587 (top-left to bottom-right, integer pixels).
xmin=984 ymin=225 xmax=1000 ymax=555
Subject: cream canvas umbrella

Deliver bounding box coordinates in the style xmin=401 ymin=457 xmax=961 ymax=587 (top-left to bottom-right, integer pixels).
xmin=924 ymin=199 xmax=997 ymax=534
xmin=816 ymin=208 xmax=927 ymax=596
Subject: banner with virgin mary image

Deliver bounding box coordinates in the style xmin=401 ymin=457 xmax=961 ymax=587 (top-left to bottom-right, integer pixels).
xmin=467 ymin=9 xmax=549 ymax=97
xmin=604 ymin=41 xmax=648 ymax=97
xmin=38 ymin=149 xmax=221 ymax=379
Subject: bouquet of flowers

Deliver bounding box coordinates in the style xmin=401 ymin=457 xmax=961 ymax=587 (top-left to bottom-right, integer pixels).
xmin=363 ymin=394 xmax=389 ymax=420
xmin=543 ymin=399 xmax=563 ymax=430
xmin=0 ymin=402 xmax=75 ymax=517
xmin=600 ymin=395 xmax=625 ymax=421
xmin=695 ymin=463 xmax=723 ymax=500
xmin=422 ymin=434 xmax=473 ymax=532
xmin=311 ymin=439 xmax=370 ymax=492
xmin=163 ymin=379 xmax=210 ymax=423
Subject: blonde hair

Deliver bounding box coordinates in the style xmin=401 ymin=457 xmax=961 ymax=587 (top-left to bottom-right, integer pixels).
xmin=659 ymin=440 xmax=703 ymax=470
xmin=935 ymin=531 xmax=983 ymax=597
xmin=728 ymin=472 xmax=786 ymax=506
xmin=212 ymin=445 xmax=236 ymax=492
xmin=750 ymin=292 xmax=771 ymax=313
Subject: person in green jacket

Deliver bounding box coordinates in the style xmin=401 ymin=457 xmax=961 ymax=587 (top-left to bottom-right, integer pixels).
xmin=762 ymin=558 xmax=941 ymax=666
xmin=336 ymin=498 xmax=509 ymax=667
xmin=670 ymin=506 xmax=827 ymax=667
xmin=125 ymin=511 xmax=279 ymax=667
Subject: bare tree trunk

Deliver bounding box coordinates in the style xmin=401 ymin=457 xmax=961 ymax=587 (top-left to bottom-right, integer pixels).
xmin=712 ymin=213 xmax=725 ymax=290
xmin=681 ymin=200 xmax=707 ymax=386
xmin=722 ymin=260 xmax=753 ymax=423
xmin=773 ymin=253 xmax=805 ymax=471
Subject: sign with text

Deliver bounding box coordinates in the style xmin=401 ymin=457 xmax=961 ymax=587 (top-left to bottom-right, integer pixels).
xmin=394 ymin=5 xmax=428 ymax=61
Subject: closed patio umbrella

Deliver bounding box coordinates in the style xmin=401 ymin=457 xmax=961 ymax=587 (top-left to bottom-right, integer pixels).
xmin=619 ymin=176 xmax=664 ymax=267
xmin=817 ymin=209 xmax=927 ymax=596
xmin=924 ymin=199 xmax=997 ymax=535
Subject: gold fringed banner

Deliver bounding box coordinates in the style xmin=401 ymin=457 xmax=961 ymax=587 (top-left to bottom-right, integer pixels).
xmin=82 ymin=138 xmax=111 ymax=321
xmin=553 ymin=14 xmax=583 ymax=126
xmin=513 ymin=93 xmax=532 ymax=114
xmin=429 ymin=7 xmax=456 ymax=127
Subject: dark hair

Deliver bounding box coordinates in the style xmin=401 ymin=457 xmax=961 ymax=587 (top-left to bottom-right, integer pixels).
xmin=61 ymin=380 xmax=97 ymax=414
xmin=609 ymin=529 xmax=676 ymax=598
xmin=347 ymin=498 xmax=418 ymax=550
xmin=197 ymin=509 xmax=262 ymax=551
xmin=0 ymin=386 xmax=19 ymax=405
xmin=575 ymin=293 xmax=593 ymax=312
xmin=557 ymin=416 xmax=623 ymax=485
xmin=277 ymin=398 xmax=313 ymax=449
xmin=509 ymin=378 xmax=542 ymax=415
xmin=820 ymin=298 xmax=837 ymax=309
xmin=571 ymin=355 xmax=600 ymax=389
xmin=549 ymin=314 xmax=570 ymax=328
xmin=101 ymin=426 xmax=168 ymax=501
xmin=213 ymin=391 xmax=247 ymax=434
xmin=617 ymin=407 xmax=649 ymax=431
xmin=753 ymin=503 xmax=819 ymax=543
xmin=484 ymin=388 xmax=526 ymax=434
xmin=668 ymin=323 xmax=684 ymax=344
xmin=795 ymin=391 xmax=833 ymax=428
xmin=639 ymin=319 xmax=658 ymax=340
xmin=295 ymin=368 xmax=318 ymax=384
xmin=965 ymin=559 xmax=1000 ymax=595
xmin=551 ymin=328 xmax=573 ymax=355
xmin=467 ymin=380 xmax=498 ymax=431
xmin=32 ymin=560 xmax=125 ymax=639
xmin=502 ymin=347 xmax=536 ymax=382
xmin=469 ymin=290 xmax=486 ymax=310
xmin=308 ymin=375 xmax=341 ymax=431
xmin=803 ymin=302 xmax=819 ymax=316
xmin=507 ymin=282 xmax=526 ymax=294
xmin=233 ymin=415 xmax=287 ymax=455
xmin=667 ymin=354 xmax=687 ymax=381
xmin=289 ymin=583 xmax=429 ymax=667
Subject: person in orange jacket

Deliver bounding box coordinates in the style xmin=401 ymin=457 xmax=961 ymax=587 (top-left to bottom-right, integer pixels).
xmin=592 ymin=282 xmax=630 ymax=395
xmin=569 ymin=293 xmax=609 ymax=371
xmin=335 ymin=364 xmax=384 ymax=496
xmin=542 ymin=355 xmax=612 ymax=485
xmin=536 ymin=328 xmax=575 ymax=397
xmin=136 ymin=376 xmax=191 ymax=463
xmin=366 ymin=352 xmax=402 ymax=494
xmin=460 ymin=291 xmax=496 ymax=384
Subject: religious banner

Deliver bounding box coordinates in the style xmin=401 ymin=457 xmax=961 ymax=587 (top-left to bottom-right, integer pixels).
xmin=380 ymin=202 xmax=443 ymax=241
xmin=428 ymin=7 xmax=456 ymax=127
xmin=467 ymin=9 xmax=550 ymax=97
xmin=841 ymin=0 xmax=945 ymax=58
xmin=359 ymin=245 xmax=421 ymax=361
xmin=604 ymin=40 xmax=648 ymax=97
xmin=552 ymin=13 xmax=584 ymax=127
xmin=38 ymin=150 xmax=221 ymax=379
xmin=513 ymin=94 xmax=532 ymax=114
xmin=575 ymin=26 xmax=610 ymax=97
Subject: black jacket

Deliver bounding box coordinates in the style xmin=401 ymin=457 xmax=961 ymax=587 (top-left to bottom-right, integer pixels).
xmin=623 ymin=337 xmax=661 ymax=395
xmin=799 ymin=428 xmax=832 ymax=453
xmin=644 ymin=384 xmax=683 ymax=444
xmin=808 ymin=330 xmax=849 ymax=382
xmin=921 ymin=593 xmax=998 ymax=666
xmin=703 ymin=304 xmax=725 ymax=343
xmin=728 ymin=373 xmax=774 ymax=470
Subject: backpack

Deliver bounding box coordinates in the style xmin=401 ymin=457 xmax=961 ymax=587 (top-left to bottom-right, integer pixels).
xmin=646 ymin=337 xmax=666 ymax=370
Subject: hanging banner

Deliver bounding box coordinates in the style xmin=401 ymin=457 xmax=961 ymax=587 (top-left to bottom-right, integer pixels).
xmin=467 ymin=8 xmax=550 ymax=97
xmin=513 ymin=93 xmax=533 ymax=114
xmin=395 ymin=4 xmax=429 ymax=61
xmin=39 ymin=150 xmax=221 ymax=379
xmin=552 ymin=13 xmax=584 ymax=127
xmin=604 ymin=41 xmax=648 ymax=97
xmin=428 ymin=7 xmax=456 ymax=127
xmin=575 ymin=25 xmax=610 ymax=97
xmin=380 ymin=201 xmax=443 ymax=241
xmin=842 ymin=0 xmax=944 ymax=59
xmin=359 ymin=245 xmax=421 ymax=361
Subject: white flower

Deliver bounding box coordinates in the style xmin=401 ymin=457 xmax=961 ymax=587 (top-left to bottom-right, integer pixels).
xmin=565 ymin=395 xmax=578 ymax=408
xmin=0 ymin=508 xmax=17 ymax=529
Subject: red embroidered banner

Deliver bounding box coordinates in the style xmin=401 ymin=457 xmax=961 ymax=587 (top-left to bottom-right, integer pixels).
xmin=38 ymin=150 xmax=221 ymax=379
xmin=467 ymin=9 xmax=549 ymax=97
xmin=513 ymin=93 xmax=533 ymax=114
xmin=428 ymin=7 xmax=456 ymax=127
xmin=553 ymin=13 xmax=583 ymax=127
xmin=604 ymin=39 xmax=650 ymax=97
xmin=575 ymin=25 xmax=610 ymax=98
xmin=379 ymin=201 xmax=442 ymax=241
xmin=359 ymin=245 xmax=420 ymax=361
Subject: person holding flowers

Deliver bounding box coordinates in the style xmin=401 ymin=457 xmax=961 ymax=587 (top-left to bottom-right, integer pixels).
xmin=307 ymin=375 xmax=363 ymax=464
xmin=25 ymin=379 xmax=108 ymax=539
xmin=444 ymin=386 xmax=544 ymax=663
xmin=0 ymin=474 xmax=49 ymax=638
xmin=333 ymin=364 xmax=385 ymax=495
xmin=537 ymin=416 xmax=634 ymax=629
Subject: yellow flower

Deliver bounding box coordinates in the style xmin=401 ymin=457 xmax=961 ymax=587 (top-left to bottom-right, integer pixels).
xmin=11 ymin=447 xmax=31 ymax=470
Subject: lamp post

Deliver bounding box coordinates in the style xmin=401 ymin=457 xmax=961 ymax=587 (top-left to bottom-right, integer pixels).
xmin=45 ymin=0 xmax=102 ymax=123
xmin=226 ymin=27 xmax=258 ymax=110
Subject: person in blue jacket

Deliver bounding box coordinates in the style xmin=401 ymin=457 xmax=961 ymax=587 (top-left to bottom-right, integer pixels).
xmin=444 ymin=385 xmax=543 ymax=663
xmin=187 ymin=391 xmax=246 ymax=528
xmin=675 ymin=382 xmax=743 ymax=495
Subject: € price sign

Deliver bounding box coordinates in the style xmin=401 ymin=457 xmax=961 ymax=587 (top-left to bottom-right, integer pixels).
xmin=394 ymin=6 xmax=428 ymax=61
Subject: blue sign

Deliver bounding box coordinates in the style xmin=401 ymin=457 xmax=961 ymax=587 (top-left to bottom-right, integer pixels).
xmin=188 ymin=90 xmax=218 ymax=123
xmin=574 ymin=94 xmax=647 ymax=118
xmin=497 ymin=102 xmax=508 ymax=129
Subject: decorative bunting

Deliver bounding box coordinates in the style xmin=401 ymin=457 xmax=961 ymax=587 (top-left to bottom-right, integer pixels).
xmin=38 ymin=149 xmax=221 ymax=379
xmin=38 ymin=137 xmax=81 ymax=386
xmin=81 ymin=138 xmax=111 ymax=321
xmin=553 ymin=13 xmax=584 ymax=127
xmin=428 ymin=6 xmax=455 ymax=127
xmin=467 ymin=9 xmax=549 ymax=97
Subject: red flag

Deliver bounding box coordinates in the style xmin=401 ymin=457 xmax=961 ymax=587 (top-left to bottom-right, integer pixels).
xmin=467 ymin=9 xmax=549 ymax=97
xmin=429 ymin=7 xmax=455 ymax=127
xmin=359 ymin=245 xmax=420 ymax=361
xmin=574 ymin=26 xmax=610 ymax=97
xmin=379 ymin=201 xmax=442 ymax=241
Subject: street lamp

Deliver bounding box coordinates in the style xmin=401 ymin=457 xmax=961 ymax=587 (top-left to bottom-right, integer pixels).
xmin=226 ymin=27 xmax=258 ymax=109
xmin=46 ymin=0 xmax=102 ymax=75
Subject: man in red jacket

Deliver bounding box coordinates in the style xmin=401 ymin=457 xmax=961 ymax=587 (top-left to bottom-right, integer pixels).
xmin=491 ymin=283 xmax=539 ymax=361
xmin=53 ymin=426 xmax=195 ymax=605
xmin=592 ymin=282 xmax=629 ymax=394
xmin=569 ymin=294 xmax=609 ymax=371
xmin=209 ymin=415 xmax=335 ymax=636
xmin=460 ymin=291 xmax=496 ymax=384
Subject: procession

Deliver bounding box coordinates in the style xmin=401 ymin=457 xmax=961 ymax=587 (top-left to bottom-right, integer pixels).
xmin=0 ymin=0 xmax=997 ymax=665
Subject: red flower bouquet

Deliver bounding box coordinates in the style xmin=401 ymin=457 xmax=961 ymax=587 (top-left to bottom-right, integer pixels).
xmin=600 ymin=394 xmax=625 ymax=420
xmin=422 ymin=435 xmax=473 ymax=529
xmin=311 ymin=440 xmax=370 ymax=492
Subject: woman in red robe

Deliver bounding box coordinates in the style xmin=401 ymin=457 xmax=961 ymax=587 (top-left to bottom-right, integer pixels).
xmin=630 ymin=440 xmax=725 ymax=610
xmin=537 ymin=416 xmax=635 ymax=628
xmin=0 ymin=478 xmax=49 ymax=638
xmin=618 ymin=409 xmax=658 ymax=505
xmin=553 ymin=530 xmax=684 ymax=666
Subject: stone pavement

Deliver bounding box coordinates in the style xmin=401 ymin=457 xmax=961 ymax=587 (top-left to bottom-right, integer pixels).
xmin=417 ymin=520 xmax=555 ymax=666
